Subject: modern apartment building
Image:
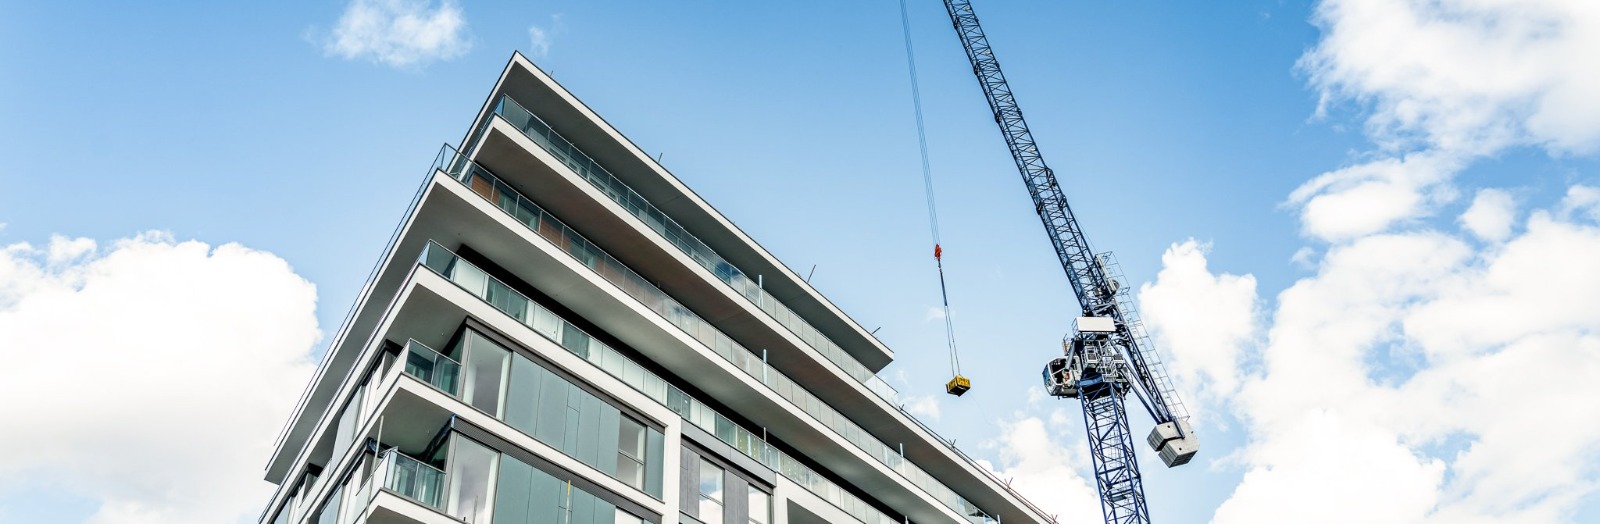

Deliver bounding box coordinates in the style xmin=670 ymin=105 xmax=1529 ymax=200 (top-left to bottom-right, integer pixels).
xmin=257 ymin=52 xmax=1057 ymax=524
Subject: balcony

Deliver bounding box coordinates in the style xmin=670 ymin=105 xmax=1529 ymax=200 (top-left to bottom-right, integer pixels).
xmin=323 ymin=431 xmax=630 ymax=524
xmin=377 ymin=450 xmax=447 ymax=511
xmin=418 ymin=241 xmax=999 ymax=524
xmin=402 ymin=340 xmax=461 ymax=396
xmin=482 ymin=99 xmax=898 ymax=399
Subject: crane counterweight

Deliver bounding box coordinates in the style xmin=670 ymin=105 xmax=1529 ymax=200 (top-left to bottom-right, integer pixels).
xmin=935 ymin=1 xmax=1197 ymax=522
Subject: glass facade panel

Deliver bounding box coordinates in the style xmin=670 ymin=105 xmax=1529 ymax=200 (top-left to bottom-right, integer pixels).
xmin=749 ymin=488 xmax=770 ymax=524
xmin=329 ymin=399 xmax=359 ymax=469
xmin=535 ymin=367 xmax=568 ymax=445
xmin=312 ymin=484 xmax=340 ymax=524
xmin=616 ymin=417 xmax=645 ymax=488
xmin=616 ymin=508 xmax=646 ymax=524
xmin=495 ymin=451 xmax=630 ymax=524
xmin=462 ymin=332 xmax=510 ymax=417
xmin=504 ymin=356 xmax=542 ymax=434
xmin=598 ymin=406 xmax=622 ymax=477
xmin=447 ymin=435 xmax=500 ymax=524
xmin=699 ymin=461 xmax=724 ymax=524
xmin=577 ymin=394 xmax=604 ymax=465
xmin=417 ymin=244 xmax=975 ymax=521
xmin=493 ymin=454 xmax=534 ymax=524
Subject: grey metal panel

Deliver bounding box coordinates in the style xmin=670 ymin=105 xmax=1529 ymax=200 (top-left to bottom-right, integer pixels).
xmin=680 ymin=447 xmax=700 ymax=517
xmin=726 ymin=474 xmax=749 ymax=524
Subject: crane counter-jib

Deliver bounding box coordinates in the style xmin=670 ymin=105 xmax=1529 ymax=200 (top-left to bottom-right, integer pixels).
xmin=933 ymin=1 xmax=1199 ymax=523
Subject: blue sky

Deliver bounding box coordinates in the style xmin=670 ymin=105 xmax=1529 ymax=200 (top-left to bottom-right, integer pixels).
xmin=3 ymin=1 xmax=1599 ymax=523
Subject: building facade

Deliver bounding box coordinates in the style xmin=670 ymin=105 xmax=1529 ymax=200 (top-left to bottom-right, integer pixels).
xmin=257 ymin=53 xmax=1056 ymax=524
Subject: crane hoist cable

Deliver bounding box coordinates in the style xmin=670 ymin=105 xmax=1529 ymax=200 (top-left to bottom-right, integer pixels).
xmin=899 ymin=0 xmax=970 ymax=397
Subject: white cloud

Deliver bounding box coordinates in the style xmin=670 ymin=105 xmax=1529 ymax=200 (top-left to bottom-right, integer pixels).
xmin=1289 ymin=152 xmax=1462 ymax=240
xmin=1205 ymin=2 xmax=1600 ymax=521
xmin=0 ymin=233 xmax=319 ymax=524
xmin=1301 ymin=0 xmax=1600 ymax=155
xmin=528 ymin=26 xmax=551 ymax=58
xmin=323 ymin=0 xmax=469 ymax=69
xmin=1288 ymin=0 xmax=1600 ymax=242
xmin=1218 ymin=212 xmax=1600 ymax=523
xmin=46 ymin=235 xmax=95 ymax=264
xmin=1138 ymin=240 xmax=1258 ymax=418
xmin=1561 ymin=185 xmax=1600 ymax=222
xmin=903 ymin=394 xmax=943 ymax=422
xmin=526 ymin=14 xmax=564 ymax=59
xmin=980 ymin=410 xmax=1103 ymax=524
xmin=1460 ymin=188 xmax=1517 ymax=241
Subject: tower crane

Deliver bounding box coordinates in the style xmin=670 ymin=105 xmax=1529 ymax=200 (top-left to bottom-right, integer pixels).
xmin=935 ymin=1 xmax=1198 ymax=523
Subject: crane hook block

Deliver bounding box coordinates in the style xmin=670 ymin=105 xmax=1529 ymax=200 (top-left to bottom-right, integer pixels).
xmin=945 ymin=375 xmax=971 ymax=396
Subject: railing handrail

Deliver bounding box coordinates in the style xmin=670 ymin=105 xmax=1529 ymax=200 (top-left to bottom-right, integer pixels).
xmin=404 ymin=338 xmax=461 ymax=366
xmin=416 ymin=242 xmax=907 ymax=524
xmin=482 ymin=99 xmax=898 ymax=398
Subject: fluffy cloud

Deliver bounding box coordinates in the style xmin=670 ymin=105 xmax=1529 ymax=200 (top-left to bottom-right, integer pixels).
xmin=903 ymin=393 xmax=943 ymax=422
xmin=1289 ymin=0 xmax=1600 ymax=241
xmin=1301 ymin=0 xmax=1600 ymax=155
xmin=527 ymin=15 xmax=563 ymax=59
xmin=1460 ymin=189 xmax=1518 ymax=241
xmin=981 ymin=406 xmax=1104 ymax=524
xmin=1138 ymin=240 xmax=1258 ymax=416
xmin=1205 ymin=1 xmax=1600 ymax=522
xmin=323 ymin=0 xmax=470 ymax=69
xmin=0 ymin=233 xmax=319 ymax=524
xmin=1216 ymin=208 xmax=1600 ymax=524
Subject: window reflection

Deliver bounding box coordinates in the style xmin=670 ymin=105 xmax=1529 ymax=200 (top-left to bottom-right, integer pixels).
xmin=446 ymin=435 xmax=500 ymax=523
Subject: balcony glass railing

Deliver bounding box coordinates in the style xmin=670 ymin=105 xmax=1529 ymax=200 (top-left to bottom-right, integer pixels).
xmin=379 ymin=450 xmax=446 ymax=509
xmin=485 ymin=100 xmax=899 ymax=403
xmin=428 ymin=152 xmax=1005 ymax=517
xmin=403 ymin=340 xmax=461 ymax=395
xmin=417 ymin=241 xmax=1000 ymax=524
xmin=429 ymin=149 xmax=1016 ymax=521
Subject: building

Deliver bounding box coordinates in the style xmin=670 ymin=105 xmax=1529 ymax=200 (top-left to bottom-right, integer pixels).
xmin=256 ymin=52 xmax=1057 ymax=524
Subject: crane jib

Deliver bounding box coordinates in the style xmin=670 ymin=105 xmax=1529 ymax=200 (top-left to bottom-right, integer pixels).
xmin=940 ymin=0 xmax=1176 ymax=424
xmin=937 ymin=1 xmax=1197 ymax=523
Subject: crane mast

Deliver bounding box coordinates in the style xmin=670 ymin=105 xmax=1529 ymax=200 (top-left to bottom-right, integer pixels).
xmin=936 ymin=1 xmax=1197 ymax=523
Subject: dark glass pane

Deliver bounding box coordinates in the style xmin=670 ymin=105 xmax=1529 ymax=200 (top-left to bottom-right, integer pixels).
xmin=505 ymin=357 xmax=541 ymax=435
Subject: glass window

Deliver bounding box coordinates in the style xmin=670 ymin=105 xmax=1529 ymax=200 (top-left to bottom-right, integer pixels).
xmin=615 ymin=508 xmax=647 ymax=524
xmin=616 ymin=417 xmax=646 ymax=489
xmin=698 ymin=461 xmax=724 ymax=524
xmin=330 ymin=398 xmax=359 ymax=467
xmin=312 ymin=484 xmax=341 ymax=524
xmin=462 ymin=333 xmax=510 ymax=417
xmin=446 ymin=436 xmax=500 ymax=524
xmin=748 ymin=487 xmax=771 ymax=524
xmin=269 ymin=495 xmax=293 ymax=524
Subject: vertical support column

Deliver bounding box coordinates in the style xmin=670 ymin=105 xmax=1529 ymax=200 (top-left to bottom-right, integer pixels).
xmin=1079 ymin=388 xmax=1150 ymax=524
